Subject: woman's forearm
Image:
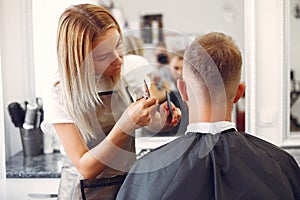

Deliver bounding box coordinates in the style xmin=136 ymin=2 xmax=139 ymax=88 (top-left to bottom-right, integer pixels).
xmin=82 ymin=125 xmax=131 ymax=179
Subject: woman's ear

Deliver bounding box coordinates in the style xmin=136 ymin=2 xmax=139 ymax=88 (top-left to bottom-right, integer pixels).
xmin=233 ymin=83 xmax=246 ymax=103
xmin=177 ymin=79 xmax=188 ymax=102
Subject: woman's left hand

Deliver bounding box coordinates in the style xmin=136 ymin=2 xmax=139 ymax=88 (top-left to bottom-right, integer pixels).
xmin=159 ymin=101 xmax=181 ymax=130
xmin=145 ymin=100 xmax=181 ymax=133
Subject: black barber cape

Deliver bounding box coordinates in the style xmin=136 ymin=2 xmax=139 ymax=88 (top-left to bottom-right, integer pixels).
xmin=117 ymin=129 xmax=300 ymax=200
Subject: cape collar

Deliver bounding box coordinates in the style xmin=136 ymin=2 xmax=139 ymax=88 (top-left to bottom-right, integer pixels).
xmin=185 ymin=121 xmax=237 ymax=135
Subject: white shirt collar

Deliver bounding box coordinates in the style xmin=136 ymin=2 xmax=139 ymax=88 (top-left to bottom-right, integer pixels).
xmin=185 ymin=121 xmax=237 ymax=135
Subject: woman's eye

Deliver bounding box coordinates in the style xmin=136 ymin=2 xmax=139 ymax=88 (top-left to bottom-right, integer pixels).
xmin=95 ymin=55 xmax=107 ymax=61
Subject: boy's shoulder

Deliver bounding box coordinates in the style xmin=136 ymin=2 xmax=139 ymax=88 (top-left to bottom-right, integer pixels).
xmin=238 ymin=131 xmax=299 ymax=167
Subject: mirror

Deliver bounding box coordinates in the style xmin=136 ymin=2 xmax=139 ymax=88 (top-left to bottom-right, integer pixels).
xmin=281 ymin=0 xmax=300 ymax=146
xmin=32 ymin=0 xmax=246 ymax=154
xmin=290 ymin=0 xmax=300 ymax=136
xmin=3 ymin=0 xmax=245 ymax=158
xmin=283 ymin=0 xmax=300 ymax=145
xmin=33 ymin=0 xmax=245 ymax=98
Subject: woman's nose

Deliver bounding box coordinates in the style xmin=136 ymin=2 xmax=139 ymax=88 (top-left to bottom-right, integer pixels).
xmin=111 ymin=50 xmax=123 ymax=65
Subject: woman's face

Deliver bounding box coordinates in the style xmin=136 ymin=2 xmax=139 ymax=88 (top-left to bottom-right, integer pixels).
xmin=92 ymin=28 xmax=123 ymax=77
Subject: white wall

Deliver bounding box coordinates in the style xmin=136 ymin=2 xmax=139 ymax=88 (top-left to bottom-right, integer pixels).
xmin=114 ymin=0 xmax=244 ymax=56
xmin=256 ymin=0 xmax=284 ymax=144
xmin=244 ymin=0 xmax=299 ymax=145
xmin=33 ymin=0 xmax=102 ymax=98
xmin=1 ymin=0 xmax=32 ymax=158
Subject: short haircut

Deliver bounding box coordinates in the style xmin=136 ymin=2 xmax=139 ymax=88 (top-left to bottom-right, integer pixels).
xmin=184 ymin=32 xmax=242 ymax=97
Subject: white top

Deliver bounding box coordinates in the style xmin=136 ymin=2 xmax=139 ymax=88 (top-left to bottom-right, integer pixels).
xmin=185 ymin=121 xmax=237 ymax=135
xmin=40 ymin=73 xmax=73 ymax=136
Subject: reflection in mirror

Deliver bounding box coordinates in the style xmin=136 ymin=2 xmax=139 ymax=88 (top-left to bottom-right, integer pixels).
xmin=33 ymin=0 xmax=245 ymax=123
xmin=290 ymin=0 xmax=300 ymax=135
xmin=30 ymin=0 xmax=245 ymax=155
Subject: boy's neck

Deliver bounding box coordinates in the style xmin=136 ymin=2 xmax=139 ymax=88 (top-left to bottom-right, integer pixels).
xmin=188 ymin=103 xmax=233 ymax=123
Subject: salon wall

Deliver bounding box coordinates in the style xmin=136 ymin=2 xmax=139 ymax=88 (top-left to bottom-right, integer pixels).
xmin=1 ymin=0 xmax=30 ymax=159
xmin=255 ymin=0 xmax=283 ymax=141
xmin=246 ymin=0 xmax=290 ymax=145
xmin=114 ymin=0 xmax=244 ymax=59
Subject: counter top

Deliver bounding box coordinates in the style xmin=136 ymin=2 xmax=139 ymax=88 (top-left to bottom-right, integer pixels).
xmin=5 ymin=141 xmax=299 ymax=179
xmin=6 ymin=151 xmax=65 ymax=178
xmin=6 ymin=137 xmax=175 ymax=178
xmin=5 ymin=137 xmax=177 ymax=179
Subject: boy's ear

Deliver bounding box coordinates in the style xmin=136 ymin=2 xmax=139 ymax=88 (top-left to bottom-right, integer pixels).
xmin=233 ymin=83 xmax=246 ymax=103
xmin=177 ymin=79 xmax=188 ymax=102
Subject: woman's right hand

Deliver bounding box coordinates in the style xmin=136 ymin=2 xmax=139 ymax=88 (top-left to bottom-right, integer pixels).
xmin=116 ymin=97 xmax=158 ymax=134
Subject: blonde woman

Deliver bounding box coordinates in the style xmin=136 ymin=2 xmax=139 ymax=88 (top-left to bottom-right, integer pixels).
xmin=41 ymin=4 xmax=180 ymax=199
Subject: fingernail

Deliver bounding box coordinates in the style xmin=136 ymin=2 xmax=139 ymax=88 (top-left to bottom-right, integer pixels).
xmin=165 ymin=106 xmax=169 ymax=111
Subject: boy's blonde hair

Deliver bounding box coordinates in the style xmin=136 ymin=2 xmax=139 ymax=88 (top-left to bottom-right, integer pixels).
xmin=184 ymin=32 xmax=242 ymax=101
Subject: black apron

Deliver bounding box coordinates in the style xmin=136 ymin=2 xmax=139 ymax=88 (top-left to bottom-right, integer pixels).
xmin=59 ymin=89 xmax=135 ymax=200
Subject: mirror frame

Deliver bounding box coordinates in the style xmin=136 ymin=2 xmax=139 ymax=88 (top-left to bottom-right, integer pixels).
xmin=244 ymin=0 xmax=257 ymax=135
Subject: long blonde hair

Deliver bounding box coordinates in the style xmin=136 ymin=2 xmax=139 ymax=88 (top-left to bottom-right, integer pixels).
xmin=56 ymin=4 xmax=121 ymax=141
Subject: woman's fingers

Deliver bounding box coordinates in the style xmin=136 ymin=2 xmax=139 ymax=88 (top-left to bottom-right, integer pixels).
xmin=141 ymin=97 xmax=157 ymax=108
xmin=171 ymin=107 xmax=181 ymax=126
xmin=128 ymin=97 xmax=158 ymax=127
xmin=160 ymin=101 xmax=182 ymax=127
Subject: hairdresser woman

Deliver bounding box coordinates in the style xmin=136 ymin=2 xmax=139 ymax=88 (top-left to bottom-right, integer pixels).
xmin=41 ymin=4 xmax=180 ymax=200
